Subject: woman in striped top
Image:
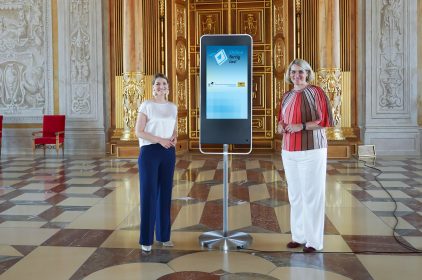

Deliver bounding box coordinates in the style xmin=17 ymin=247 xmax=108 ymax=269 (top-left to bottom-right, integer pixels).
xmin=277 ymin=59 xmax=333 ymax=253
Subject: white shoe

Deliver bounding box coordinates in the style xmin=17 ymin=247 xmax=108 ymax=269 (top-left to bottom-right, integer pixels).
xmin=141 ymin=245 xmax=151 ymax=252
xmin=162 ymin=241 xmax=174 ymax=247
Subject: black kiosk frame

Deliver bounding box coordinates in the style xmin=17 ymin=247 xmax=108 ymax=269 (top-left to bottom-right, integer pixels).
xmin=198 ymin=34 xmax=253 ymax=250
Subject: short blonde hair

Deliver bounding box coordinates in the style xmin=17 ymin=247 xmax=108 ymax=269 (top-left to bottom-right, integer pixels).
xmin=284 ymin=59 xmax=315 ymax=84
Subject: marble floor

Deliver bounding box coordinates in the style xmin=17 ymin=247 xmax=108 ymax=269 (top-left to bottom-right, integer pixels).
xmin=0 ymin=153 xmax=421 ymax=280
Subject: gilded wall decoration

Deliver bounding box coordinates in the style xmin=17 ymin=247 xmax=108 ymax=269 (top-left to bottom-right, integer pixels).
xmin=176 ymin=80 xmax=187 ymax=110
xmin=122 ymin=72 xmax=144 ymax=140
xmin=176 ymin=5 xmax=186 ymax=37
xmin=178 ymin=116 xmax=187 ymax=136
xmin=190 ymin=1 xmax=275 ymax=149
xmin=159 ymin=0 xmax=165 ymax=18
xmin=274 ymin=3 xmax=284 ymax=35
xmin=175 ymin=39 xmax=187 ymax=78
xmin=295 ymin=0 xmax=301 ymax=14
xmin=243 ymin=13 xmax=257 ymax=36
xmin=318 ymin=68 xmax=342 ymax=127
xmin=240 ymin=11 xmax=262 ymax=42
xmin=201 ymin=15 xmax=216 ymax=34
xmin=379 ymin=0 xmax=403 ymax=111
xmin=274 ymin=78 xmax=284 ymax=102
xmin=253 ymin=52 xmax=264 ymax=66
xmin=252 ymin=117 xmax=263 ymax=129
xmin=252 ymin=75 xmax=264 ymax=108
xmin=0 ymin=0 xmax=53 ymax=119
xmin=273 ymin=36 xmax=285 ymax=77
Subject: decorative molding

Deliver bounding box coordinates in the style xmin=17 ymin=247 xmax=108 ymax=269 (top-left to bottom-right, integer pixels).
xmin=69 ymin=0 xmax=91 ymax=116
xmin=175 ymin=5 xmax=185 ymax=38
xmin=243 ymin=13 xmax=257 ymax=36
xmin=0 ymin=0 xmax=53 ymax=123
xmin=361 ymin=0 xmax=419 ymax=155
xmin=201 ymin=14 xmax=217 ymax=35
xmin=295 ymin=0 xmax=301 ymax=15
xmin=57 ymin=0 xmax=106 ymax=154
xmin=378 ymin=0 xmax=404 ymax=111
xmin=177 ymin=116 xmax=187 ymax=136
xmin=240 ymin=11 xmax=262 ymax=42
xmin=176 ymin=80 xmax=187 ymax=110
xmin=121 ymin=72 xmax=144 ymax=140
xmin=317 ymin=68 xmax=343 ymax=128
xmin=159 ymin=0 xmax=165 ymax=19
xmin=273 ymin=35 xmax=286 ymax=78
xmin=58 ymin=0 xmax=104 ymax=121
xmin=175 ymin=39 xmax=187 ymax=78
xmin=274 ymin=3 xmax=285 ymax=36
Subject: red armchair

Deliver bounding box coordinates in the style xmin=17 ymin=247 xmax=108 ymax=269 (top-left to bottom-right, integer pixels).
xmin=32 ymin=115 xmax=66 ymax=156
xmin=0 ymin=115 xmax=3 ymax=156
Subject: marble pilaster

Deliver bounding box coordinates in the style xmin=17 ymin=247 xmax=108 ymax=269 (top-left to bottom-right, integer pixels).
xmin=57 ymin=0 xmax=106 ymax=155
xmin=359 ymin=0 xmax=420 ymax=155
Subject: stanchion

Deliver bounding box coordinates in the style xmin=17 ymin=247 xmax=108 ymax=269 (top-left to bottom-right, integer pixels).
xmin=199 ymin=144 xmax=252 ymax=250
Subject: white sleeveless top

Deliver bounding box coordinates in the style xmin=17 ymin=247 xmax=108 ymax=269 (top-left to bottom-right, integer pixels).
xmin=138 ymin=100 xmax=177 ymax=147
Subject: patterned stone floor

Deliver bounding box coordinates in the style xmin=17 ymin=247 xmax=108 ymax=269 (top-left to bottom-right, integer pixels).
xmin=0 ymin=153 xmax=421 ymax=279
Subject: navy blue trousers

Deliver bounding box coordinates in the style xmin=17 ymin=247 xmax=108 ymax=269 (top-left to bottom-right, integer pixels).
xmin=138 ymin=144 xmax=176 ymax=246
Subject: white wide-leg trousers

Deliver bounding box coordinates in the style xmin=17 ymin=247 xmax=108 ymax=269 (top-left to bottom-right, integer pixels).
xmin=282 ymin=148 xmax=327 ymax=250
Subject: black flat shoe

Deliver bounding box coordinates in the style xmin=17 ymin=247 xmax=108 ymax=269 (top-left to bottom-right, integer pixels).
xmin=303 ymin=246 xmax=316 ymax=253
xmin=287 ymin=241 xmax=303 ymax=248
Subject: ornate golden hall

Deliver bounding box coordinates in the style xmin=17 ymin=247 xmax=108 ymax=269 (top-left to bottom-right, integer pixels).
xmin=0 ymin=1 xmax=421 ymax=280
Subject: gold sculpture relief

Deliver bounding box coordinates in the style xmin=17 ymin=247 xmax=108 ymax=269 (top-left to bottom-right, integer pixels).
xmin=341 ymin=127 xmax=356 ymax=138
xmin=274 ymin=37 xmax=285 ymax=75
xmin=159 ymin=0 xmax=165 ymax=18
xmin=176 ymin=41 xmax=186 ymax=76
xmin=202 ymin=15 xmax=216 ymax=34
xmin=178 ymin=117 xmax=187 ymax=136
xmin=275 ymin=78 xmax=284 ymax=101
xmin=244 ymin=14 xmax=257 ymax=36
xmin=274 ymin=5 xmax=284 ymax=35
xmin=295 ymin=0 xmax=301 ymax=14
xmin=176 ymin=7 xmax=185 ymax=37
xmin=317 ymin=68 xmax=344 ymax=140
xmin=121 ymin=72 xmax=145 ymax=141
xmin=177 ymin=80 xmax=187 ymax=110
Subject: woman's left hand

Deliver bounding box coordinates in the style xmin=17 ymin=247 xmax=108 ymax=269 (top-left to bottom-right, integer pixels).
xmin=285 ymin=123 xmax=303 ymax=133
xmin=170 ymin=136 xmax=177 ymax=146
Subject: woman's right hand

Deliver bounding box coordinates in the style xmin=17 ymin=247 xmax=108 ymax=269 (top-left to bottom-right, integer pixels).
xmin=158 ymin=138 xmax=175 ymax=149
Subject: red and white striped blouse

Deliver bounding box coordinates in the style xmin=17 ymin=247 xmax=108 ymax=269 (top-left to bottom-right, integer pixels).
xmin=278 ymin=85 xmax=334 ymax=151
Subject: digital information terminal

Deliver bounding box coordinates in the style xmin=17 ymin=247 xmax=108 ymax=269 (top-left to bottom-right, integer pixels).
xmin=199 ymin=34 xmax=252 ymax=149
xmin=198 ymin=34 xmax=253 ymax=250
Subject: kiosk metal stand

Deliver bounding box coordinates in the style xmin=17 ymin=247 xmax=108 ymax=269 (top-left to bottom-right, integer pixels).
xmin=198 ymin=144 xmax=252 ymax=250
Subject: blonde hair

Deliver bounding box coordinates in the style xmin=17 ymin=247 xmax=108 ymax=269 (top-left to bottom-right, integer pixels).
xmin=284 ymin=59 xmax=315 ymax=84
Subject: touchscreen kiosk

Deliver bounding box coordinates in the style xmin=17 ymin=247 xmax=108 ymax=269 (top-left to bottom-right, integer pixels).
xmin=200 ymin=34 xmax=252 ymax=145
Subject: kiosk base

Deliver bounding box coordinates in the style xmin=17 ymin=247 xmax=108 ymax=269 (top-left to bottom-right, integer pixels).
xmin=199 ymin=230 xmax=252 ymax=250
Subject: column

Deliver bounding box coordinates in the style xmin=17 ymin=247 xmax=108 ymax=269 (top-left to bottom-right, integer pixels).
xmin=317 ymin=0 xmax=344 ymax=140
xmin=121 ymin=0 xmax=145 ymax=141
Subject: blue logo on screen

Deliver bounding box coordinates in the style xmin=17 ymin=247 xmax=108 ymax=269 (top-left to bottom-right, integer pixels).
xmin=214 ymin=49 xmax=227 ymax=65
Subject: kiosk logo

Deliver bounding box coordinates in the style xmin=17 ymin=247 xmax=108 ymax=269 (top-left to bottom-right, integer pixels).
xmin=214 ymin=49 xmax=227 ymax=65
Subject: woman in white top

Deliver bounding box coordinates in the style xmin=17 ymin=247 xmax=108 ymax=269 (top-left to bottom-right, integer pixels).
xmin=135 ymin=73 xmax=177 ymax=252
